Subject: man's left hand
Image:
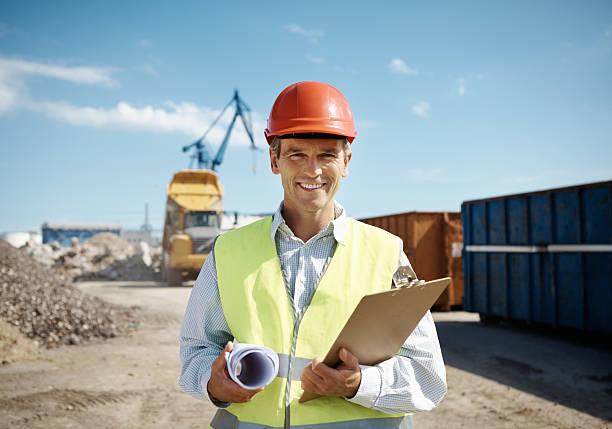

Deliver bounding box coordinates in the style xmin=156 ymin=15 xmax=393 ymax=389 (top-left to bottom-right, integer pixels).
xmin=300 ymin=347 xmax=361 ymax=398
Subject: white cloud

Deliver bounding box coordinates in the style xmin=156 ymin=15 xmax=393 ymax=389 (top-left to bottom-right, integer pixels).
xmin=0 ymin=55 xmax=265 ymax=147
xmin=0 ymin=57 xmax=116 ymax=87
xmin=283 ymin=24 xmax=324 ymax=44
xmin=0 ymin=56 xmax=118 ymax=112
xmin=412 ymin=101 xmax=430 ymax=118
xmin=305 ymin=53 xmax=325 ymax=64
xmin=389 ymin=58 xmax=417 ymax=75
xmin=26 ymin=99 xmax=266 ymax=146
xmin=139 ymin=39 xmax=152 ymax=48
xmin=0 ymin=73 xmax=21 ymax=112
xmin=457 ymin=78 xmax=466 ymax=96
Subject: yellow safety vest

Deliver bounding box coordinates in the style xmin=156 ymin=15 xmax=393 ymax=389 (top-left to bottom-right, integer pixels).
xmin=212 ymin=216 xmax=412 ymax=428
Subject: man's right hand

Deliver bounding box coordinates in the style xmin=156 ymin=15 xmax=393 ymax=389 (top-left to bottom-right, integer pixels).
xmin=207 ymin=341 xmax=264 ymax=403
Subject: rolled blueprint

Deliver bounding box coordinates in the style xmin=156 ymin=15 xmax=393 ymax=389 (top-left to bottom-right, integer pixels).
xmin=225 ymin=342 xmax=279 ymax=390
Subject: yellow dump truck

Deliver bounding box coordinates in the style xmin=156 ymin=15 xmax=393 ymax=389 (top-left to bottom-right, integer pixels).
xmin=161 ymin=170 xmax=223 ymax=286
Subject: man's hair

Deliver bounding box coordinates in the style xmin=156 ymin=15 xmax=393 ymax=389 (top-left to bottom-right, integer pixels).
xmin=270 ymin=134 xmax=351 ymax=159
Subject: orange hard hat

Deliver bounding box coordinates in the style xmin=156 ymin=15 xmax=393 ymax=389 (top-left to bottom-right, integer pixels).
xmin=264 ymin=81 xmax=357 ymax=144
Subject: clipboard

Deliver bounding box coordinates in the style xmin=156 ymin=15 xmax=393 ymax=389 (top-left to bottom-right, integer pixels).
xmin=299 ymin=277 xmax=451 ymax=403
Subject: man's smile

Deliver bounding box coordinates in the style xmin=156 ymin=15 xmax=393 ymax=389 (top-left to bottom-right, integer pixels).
xmin=297 ymin=182 xmax=326 ymax=191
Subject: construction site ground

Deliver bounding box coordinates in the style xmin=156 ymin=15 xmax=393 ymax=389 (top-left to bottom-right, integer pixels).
xmin=1 ymin=281 xmax=610 ymax=429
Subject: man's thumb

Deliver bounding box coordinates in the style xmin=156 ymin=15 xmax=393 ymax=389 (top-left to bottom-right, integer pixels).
xmin=214 ymin=341 xmax=232 ymax=369
xmin=340 ymin=348 xmax=358 ymax=367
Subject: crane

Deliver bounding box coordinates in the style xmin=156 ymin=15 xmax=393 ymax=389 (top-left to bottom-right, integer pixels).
xmin=182 ymin=89 xmax=258 ymax=171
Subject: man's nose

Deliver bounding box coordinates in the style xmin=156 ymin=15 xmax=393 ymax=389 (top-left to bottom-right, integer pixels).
xmin=303 ymin=156 xmax=322 ymax=176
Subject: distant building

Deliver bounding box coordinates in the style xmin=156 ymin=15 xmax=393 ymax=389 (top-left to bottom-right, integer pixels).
xmin=41 ymin=223 xmax=121 ymax=247
xmin=120 ymin=229 xmax=153 ymax=246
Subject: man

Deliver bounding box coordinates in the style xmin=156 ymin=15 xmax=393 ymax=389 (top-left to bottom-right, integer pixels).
xmin=179 ymin=81 xmax=447 ymax=428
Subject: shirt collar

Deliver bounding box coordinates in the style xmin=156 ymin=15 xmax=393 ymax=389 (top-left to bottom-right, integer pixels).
xmin=270 ymin=201 xmax=348 ymax=246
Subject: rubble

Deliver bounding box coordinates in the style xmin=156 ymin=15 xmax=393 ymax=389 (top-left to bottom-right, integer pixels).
xmin=0 ymin=240 xmax=140 ymax=349
xmin=20 ymin=233 xmax=161 ymax=281
xmin=0 ymin=318 xmax=39 ymax=364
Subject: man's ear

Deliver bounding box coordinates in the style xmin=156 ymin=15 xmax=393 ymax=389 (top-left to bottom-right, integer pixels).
xmin=342 ymin=150 xmax=352 ymax=177
xmin=270 ymin=147 xmax=280 ymax=175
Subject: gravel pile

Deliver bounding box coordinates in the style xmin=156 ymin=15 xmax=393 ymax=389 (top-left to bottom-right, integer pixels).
xmin=22 ymin=233 xmax=160 ymax=281
xmin=0 ymin=240 xmax=140 ymax=348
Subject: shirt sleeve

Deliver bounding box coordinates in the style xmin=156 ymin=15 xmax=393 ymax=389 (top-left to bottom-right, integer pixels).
xmin=347 ymin=245 xmax=448 ymax=413
xmin=178 ymin=252 xmax=233 ymax=404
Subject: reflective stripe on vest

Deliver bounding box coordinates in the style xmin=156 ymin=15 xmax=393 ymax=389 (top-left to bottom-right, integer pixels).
xmin=277 ymin=354 xmax=310 ymax=381
xmin=215 ymin=217 xmax=410 ymax=428
xmin=211 ymin=409 xmax=413 ymax=429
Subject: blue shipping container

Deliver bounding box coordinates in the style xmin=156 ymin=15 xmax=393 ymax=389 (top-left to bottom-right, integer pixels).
xmin=42 ymin=223 xmax=121 ymax=247
xmin=462 ymin=181 xmax=612 ymax=335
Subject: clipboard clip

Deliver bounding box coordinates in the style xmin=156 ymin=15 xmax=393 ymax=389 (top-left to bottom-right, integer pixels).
xmin=393 ymin=266 xmax=426 ymax=288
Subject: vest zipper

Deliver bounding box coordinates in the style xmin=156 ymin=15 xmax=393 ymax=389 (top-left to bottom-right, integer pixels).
xmin=281 ymin=238 xmax=338 ymax=428
xmin=283 ymin=282 xmax=298 ymax=429
xmin=284 ymin=271 xmax=331 ymax=429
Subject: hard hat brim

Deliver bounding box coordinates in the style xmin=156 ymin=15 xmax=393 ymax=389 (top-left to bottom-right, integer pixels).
xmin=265 ymin=122 xmax=356 ymax=144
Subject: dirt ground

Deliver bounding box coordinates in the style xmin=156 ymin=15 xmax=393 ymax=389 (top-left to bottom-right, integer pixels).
xmin=1 ymin=281 xmax=611 ymax=429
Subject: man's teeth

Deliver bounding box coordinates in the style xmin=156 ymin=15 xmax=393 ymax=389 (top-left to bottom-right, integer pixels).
xmin=300 ymin=183 xmax=324 ymax=189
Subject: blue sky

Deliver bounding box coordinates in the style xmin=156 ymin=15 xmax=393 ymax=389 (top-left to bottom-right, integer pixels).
xmin=1 ymin=1 xmax=611 ymax=232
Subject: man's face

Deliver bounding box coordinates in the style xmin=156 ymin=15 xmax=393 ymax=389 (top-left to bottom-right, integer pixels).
xmin=270 ymin=138 xmax=352 ymax=215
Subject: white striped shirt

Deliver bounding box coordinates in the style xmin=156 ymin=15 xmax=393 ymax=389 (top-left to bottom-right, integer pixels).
xmin=179 ymin=202 xmax=447 ymax=415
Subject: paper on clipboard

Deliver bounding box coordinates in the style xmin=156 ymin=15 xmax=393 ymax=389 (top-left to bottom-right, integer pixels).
xmin=299 ymin=277 xmax=450 ymax=403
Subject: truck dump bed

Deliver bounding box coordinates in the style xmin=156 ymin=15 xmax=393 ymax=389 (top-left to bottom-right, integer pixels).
xmin=167 ymin=169 xmax=223 ymax=211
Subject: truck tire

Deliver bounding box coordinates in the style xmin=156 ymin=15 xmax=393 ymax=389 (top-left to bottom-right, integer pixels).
xmin=166 ymin=268 xmax=183 ymax=287
xmin=161 ymin=253 xmax=182 ymax=286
